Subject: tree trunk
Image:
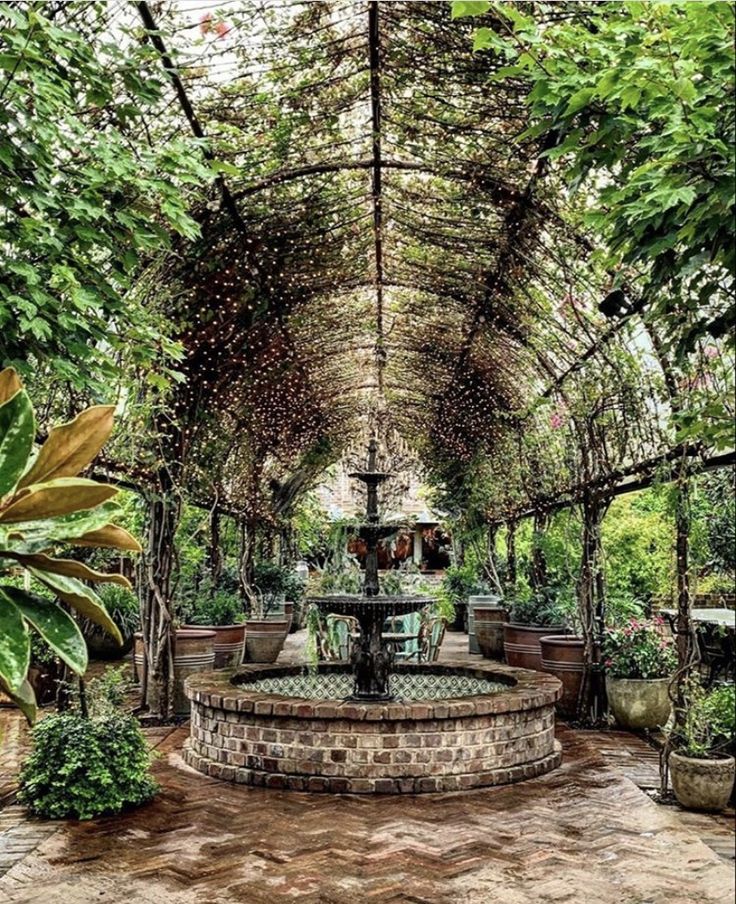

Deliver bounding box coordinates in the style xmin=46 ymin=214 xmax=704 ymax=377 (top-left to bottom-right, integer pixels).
xmin=238 ymin=519 xmax=257 ymax=613
xmin=484 ymin=524 xmax=504 ymax=595
xmin=672 ymin=461 xmax=695 ymax=727
xmin=505 ymin=519 xmax=517 ymax=591
xmin=141 ymin=476 xmax=179 ymax=720
xmin=140 ymin=421 xmax=183 ymax=721
xmin=576 ymin=492 xmax=609 ymax=720
xmin=530 ymin=510 xmax=549 ymax=589
xmin=207 ymin=507 xmax=223 ymax=588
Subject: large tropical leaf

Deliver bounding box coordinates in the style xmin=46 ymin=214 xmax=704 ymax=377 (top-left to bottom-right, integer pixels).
xmin=0 ymin=500 xmax=123 ymax=553
xmin=0 ymin=676 xmax=37 ymax=723
xmin=70 ymin=523 xmax=143 ymax=552
xmin=28 ymin=568 xmax=122 ymax=645
xmin=18 ymin=405 xmax=115 ymax=488
xmin=0 ymin=478 xmax=117 ymax=524
xmin=1 ymin=586 xmax=88 ymax=676
xmin=2 ymin=552 xmax=132 ymax=588
xmin=0 ymin=588 xmax=30 ymax=691
xmin=0 ymin=389 xmax=35 ymax=499
xmin=0 ymin=368 xmax=21 ymax=405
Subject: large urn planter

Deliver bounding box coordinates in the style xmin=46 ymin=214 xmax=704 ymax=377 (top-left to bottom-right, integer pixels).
xmin=182 ymin=624 xmax=246 ymax=669
xmin=134 ymin=629 xmax=216 ymax=716
xmin=605 ymin=676 xmax=671 ymax=730
xmin=472 ymin=600 xmax=508 ymax=660
xmin=84 ymin=627 xmax=136 ymax=662
xmin=504 ymin=623 xmax=567 ymax=672
xmin=669 ymin=751 xmax=735 ymax=812
xmin=539 ymin=635 xmax=598 ymax=718
xmin=243 ymin=617 xmax=289 ymax=663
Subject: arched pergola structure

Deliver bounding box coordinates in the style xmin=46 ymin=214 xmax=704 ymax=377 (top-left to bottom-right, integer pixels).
xmin=52 ymin=1 xmax=730 ymax=718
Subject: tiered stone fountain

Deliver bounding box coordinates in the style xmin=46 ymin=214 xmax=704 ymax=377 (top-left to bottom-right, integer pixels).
xmin=184 ymin=440 xmax=562 ymax=793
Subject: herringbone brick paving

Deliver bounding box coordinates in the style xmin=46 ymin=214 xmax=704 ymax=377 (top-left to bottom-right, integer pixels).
xmin=0 ymin=631 xmax=733 ymax=903
xmin=0 ymin=721 xmax=733 ymax=904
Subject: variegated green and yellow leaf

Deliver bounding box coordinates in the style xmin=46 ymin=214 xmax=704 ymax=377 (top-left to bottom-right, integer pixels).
xmin=0 ymin=478 xmax=118 ymax=524
xmin=2 ymin=552 xmax=132 ymax=588
xmin=19 ymin=405 xmax=115 ymax=488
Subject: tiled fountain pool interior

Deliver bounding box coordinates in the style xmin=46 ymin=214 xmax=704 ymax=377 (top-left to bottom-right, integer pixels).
xmin=239 ymin=668 xmax=508 ymax=701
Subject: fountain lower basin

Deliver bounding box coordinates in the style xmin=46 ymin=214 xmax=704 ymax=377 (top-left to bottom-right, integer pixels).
xmin=183 ymin=661 xmax=562 ymax=793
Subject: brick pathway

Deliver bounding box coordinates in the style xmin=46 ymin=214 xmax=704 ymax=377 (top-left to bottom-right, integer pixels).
xmin=0 ymin=631 xmax=733 ymax=903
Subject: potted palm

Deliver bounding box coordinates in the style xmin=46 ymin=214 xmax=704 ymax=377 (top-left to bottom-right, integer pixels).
xmin=603 ymin=617 xmax=675 ymax=729
xmin=668 ymin=683 xmax=735 ymax=811
xmin=503 ymin=590 xmax=568 ymax=671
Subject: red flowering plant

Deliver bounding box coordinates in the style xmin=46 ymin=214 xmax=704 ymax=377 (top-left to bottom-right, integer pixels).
xmin=603 ymin=617 xmax=676 ymax=679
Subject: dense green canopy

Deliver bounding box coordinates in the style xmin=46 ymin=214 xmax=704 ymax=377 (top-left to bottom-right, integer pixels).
xmin=1 ymin=1 xmax=733 ymax=525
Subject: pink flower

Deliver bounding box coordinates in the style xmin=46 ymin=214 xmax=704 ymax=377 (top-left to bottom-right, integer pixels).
xmin=549 ymin=411 xmax=566 ymax=429
xmin=214 ymin=20 xmax=231 ymax=38
xmin=704 ymin=346 xmax=720 ymax=359
xmin=199 ymin=11 xmax=213 ymax=34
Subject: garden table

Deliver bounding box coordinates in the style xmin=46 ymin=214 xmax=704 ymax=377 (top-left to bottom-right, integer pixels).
xmin=661 ymin=608 xmax=735 ymax=684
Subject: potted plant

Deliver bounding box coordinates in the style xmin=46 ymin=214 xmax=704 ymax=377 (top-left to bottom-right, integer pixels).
xmin=603 ymin=617 xmax=675 ymax=729
xmin=243 ymin=563 xmax=292 ymax=663
xmin=82 ymin=584 xmax=140 ymax=661
xmin=503 ymin=590 xmax=568 ymax=671
xmin=181 ymin=582 xmax=246 ymax=668
xmin=133 ymin=627 xmax=216 ymax=715
xmin=667 ymin=683 xmax=735 ymax=812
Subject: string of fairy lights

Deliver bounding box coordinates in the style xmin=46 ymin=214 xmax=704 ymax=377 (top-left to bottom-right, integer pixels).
xmin=100 ymin=0 xmax=727 ymax=521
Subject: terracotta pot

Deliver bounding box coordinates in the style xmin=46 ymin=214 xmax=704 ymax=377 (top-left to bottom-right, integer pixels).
xmin=182 ymin=624 xmax=246 ymax=669
xmin=504 ymin=623 xmax=567 ymax=671
xmin=244 ymin=618 xmax=289 ymax=663
xmin=669 ymin=751 xmax=736 ymax=812
xmin=472 ymin=601 xmax=508 ymax=660
xmin=605 ymin=675 xmax=671 ymax=730
xmin=539 ymin=635 xmax=599 ymax=718
xmin=134 ymin=629 xmax=216 ymax=716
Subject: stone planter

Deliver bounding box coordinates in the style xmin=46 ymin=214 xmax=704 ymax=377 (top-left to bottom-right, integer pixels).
xmin=669 ymin=751 xmax=735 ymax=811
xmin=182 ymin=624 xmax=246 ymax=669
xmin=472 ymin=601 xmax=508 ymax=660
xmin=504 ymin=623 xmax=567 ymax=671
xmin=244 ymin=618 xmax=289 ymax=663
xmin=134 ymin=629 xmax=216 ymax=716
xmin=605 ymin=675 xmax=672 ymax=730
xmin=539 ymin=635 xmax=599 ymax=718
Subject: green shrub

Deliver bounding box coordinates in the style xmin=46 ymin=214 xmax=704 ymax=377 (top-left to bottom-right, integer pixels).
xmin=18 ymin=672 xmax=156 ymax=820
xmin=183 ymin=587 xmax=244 ymax=626
xmin=673 ymin=683 xmax=736 ymax=758
xmin=509 ymin=588 xmax=569 ymax=627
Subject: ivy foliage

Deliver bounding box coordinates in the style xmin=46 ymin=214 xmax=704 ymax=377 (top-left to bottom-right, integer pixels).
xmin=0 ymin=3 xmax=212 ymax=390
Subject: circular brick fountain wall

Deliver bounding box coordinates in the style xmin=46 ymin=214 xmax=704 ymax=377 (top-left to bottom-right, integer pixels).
xmin=184 ymin=662 xmax=561 ymax=794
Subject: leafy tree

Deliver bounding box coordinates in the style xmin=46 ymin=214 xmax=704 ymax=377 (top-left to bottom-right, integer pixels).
xmin=454 ymin=0 xmax=735 ymax=447
xmin=0 ymin=3 xmax=212 ymax=391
